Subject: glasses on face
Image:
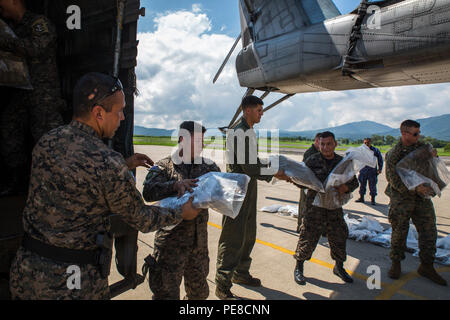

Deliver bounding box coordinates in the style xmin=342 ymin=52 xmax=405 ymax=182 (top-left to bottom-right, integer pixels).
xmin=406 ymin=131 xmax=420 ymax=137
xmin=91 ymin=77 xmax=123 ymax=109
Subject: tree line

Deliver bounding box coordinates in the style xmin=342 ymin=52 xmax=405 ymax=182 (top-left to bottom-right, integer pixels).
xmin=281 ymin=135 xmax=450 ymax=150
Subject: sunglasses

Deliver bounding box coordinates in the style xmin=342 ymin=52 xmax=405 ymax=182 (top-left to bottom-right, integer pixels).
xmin=406 ymin=131 xmax=420 ymax=137
xmin=91 ymin=77 xmax=124 ymax=108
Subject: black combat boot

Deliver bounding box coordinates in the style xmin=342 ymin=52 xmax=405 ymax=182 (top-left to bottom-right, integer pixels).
xmin=294 ymin=260 xmax=306 ymax=285
xmin=417 ymin=263 xmax=447 ymax=286
xmin=333 ymin=262 xmax=353 ymax=283
xmin=355 ymin=196 xmax=365 ymax=203
xmin=371 ymin=196 xmax=376 ymax=205
xmin=388 ymin=260 xmax=401 ymax=279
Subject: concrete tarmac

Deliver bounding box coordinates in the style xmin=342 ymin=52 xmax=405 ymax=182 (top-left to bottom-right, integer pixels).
xmin=110 ymin=145 xmax=450 ymax=300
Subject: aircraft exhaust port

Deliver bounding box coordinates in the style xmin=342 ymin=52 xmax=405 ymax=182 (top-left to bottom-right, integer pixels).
xmin=236 ymin=45 xmax=265 ymax=88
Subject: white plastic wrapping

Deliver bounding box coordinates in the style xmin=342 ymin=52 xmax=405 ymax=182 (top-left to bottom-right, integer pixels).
xmin=437 ymin=235 xmax=450 ymax=250
xmin=313 ymin=145 xmax=377 ymax=209
xmin=344 ymin=215 xmax=450 ymax=265
xmin=269 ymin=155 xmax=324 ymax=192
xmin=396 ymin=143 xmax=450 ymax=198
xmin=158 ymin=172 xmax=250 ymax=220
xmin=0 ymin=19 xmax=32 ymax=89
xmin=260 ymin=204 xmax=283 ymax=213
xmin=260 ymin=204 xmax=299 ymax=218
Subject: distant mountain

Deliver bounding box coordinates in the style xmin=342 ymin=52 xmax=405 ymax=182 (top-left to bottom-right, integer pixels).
xmin=280 ymin=115 xmax=450 ymax=141
xmin=134 ymin=126 xmax=174 ymax=136
xmin=282 ymin=121 xmax=394 ymax=140
xmin=381 ymin=114 xmax=450 ymax=141
xmin=134 ymin=114 xmax=450 ymax=141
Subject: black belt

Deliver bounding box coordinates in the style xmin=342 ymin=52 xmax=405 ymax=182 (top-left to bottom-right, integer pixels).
xmin=22 ymin=233 xmax=99 ymax=265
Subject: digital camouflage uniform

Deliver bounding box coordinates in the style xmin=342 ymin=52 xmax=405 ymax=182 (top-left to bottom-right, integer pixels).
xmin=297 ymin=144 xmax=320 ymax=231
xmin=294 ymin=152 xmax=359 ymax=263
xmin=385 ymin=140 xmax=437 ymax=264
xmin=215 ymin=118 xmax=273 ymax=291
xmin=142 ymin=156 xmax=220 ymax=300
xmin=0 ymin=11 xmax=65 ymax=171
xmin=9 ymin=120 xmax=183 ymax=300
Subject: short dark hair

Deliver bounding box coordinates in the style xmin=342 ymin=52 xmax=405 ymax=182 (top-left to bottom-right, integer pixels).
xmin=73 ymin=72 xmax=123 ymax=118
xmin=320 ymin=131 xmax=335 ymax=141
xmin=400 ymin=120 xmax=420 ymax=132
xmin=314 ymin=132 xmax=322 ymax=139
xmin=179 ymin=121 xmax=206 ymax=134
xmin=242 ymin=95 xmax=263 ymax=110
xmin=364 ymin=137 xmax=372 ymax=141
xmin=178 ymin=121 xmax=206 ymax=143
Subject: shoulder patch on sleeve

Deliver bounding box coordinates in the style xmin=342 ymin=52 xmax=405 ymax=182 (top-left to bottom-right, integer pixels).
xmin=31 ymin=18 xmax=49 ymax=34
xmin=149 ymin=165 xmax=162 ymax=173
xmin=143 ymin=166 xmax=163 ymax=184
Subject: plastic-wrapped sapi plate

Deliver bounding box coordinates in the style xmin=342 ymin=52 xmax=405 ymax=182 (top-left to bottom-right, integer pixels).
xmin=159 ymin=172 xmax=251 ymax=220
xmin=313 ymin=144 xmax=377 ymax=209
xmin=269 ymin=155 xmax=325 ymax=192
xmin=396 ymin=143 xmax=450 ymax=198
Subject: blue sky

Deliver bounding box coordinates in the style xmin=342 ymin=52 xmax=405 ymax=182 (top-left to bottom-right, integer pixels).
xmin=133 ymin=1 xmax=450 ymax=131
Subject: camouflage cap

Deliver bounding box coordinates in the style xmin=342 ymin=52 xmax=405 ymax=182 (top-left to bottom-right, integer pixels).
xmin=73 ymin=72 xmax=123 ymax=117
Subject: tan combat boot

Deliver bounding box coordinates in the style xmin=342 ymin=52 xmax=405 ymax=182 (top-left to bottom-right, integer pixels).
xmin=388 ymin=260 xmax=401 ymax=279
xmin=417 ymin=263 xmax=448 ymax=286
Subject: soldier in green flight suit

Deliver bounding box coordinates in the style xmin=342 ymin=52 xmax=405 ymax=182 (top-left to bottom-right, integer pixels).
xmin=215 ymin=95 xmax=289 ymax=300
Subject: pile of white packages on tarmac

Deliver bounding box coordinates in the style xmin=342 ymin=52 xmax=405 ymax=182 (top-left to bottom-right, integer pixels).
xmin=261 ymin=204 xmax=299 ymax=217
xmin=313 ymin=144 xmax=377 ymax=209
xmin=158 ymin=172 xmax=250 ymax=219
xmin=260 ymin=204 xmax=450 ymax=265
xmin=344 ymin=215 xmax=450 ymax=266
xmin=396 ymin=143 xmax=450 ymax=198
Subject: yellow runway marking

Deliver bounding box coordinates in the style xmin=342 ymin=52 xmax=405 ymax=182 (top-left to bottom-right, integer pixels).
xmin=375 ymin=266 xmax=450 ymax=300
xmin=207 ymin=221 xmax=431 ymax=300
xmin=375 ymin=271 xmax=420 ymax=300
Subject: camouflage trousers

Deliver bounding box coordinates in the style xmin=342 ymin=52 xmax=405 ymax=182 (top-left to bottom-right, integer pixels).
xmin=294 ymin=206 xmax=348 ymax=262
xmin=0 ymin=89 xmax=64 ymax=168
xmin=388 ymin=197 xmax=437 ymax=264
xmin=149 ymin=219 xmax=209 ymax=300
xmin=9 ymin=247 xmax=110 ymax=300
xmin=297 ymin=189 xmax=307 ymax=231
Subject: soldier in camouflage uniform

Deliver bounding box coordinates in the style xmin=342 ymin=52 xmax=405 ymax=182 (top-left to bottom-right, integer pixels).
xmin=385 ymin=120 xmax=446 ymax=286
xmin=141 ymin=121 xmax=221 ymax=300
xmin=0 ymin=0 xmax=65 ymax=194
xmin=294 ymin=131 xmax=358 ymax=285
xmin=215 ymin=96 xmax=289 ymax=300
xmin=297 ymin=132 xmax=321 ymax=233
xmin=9 ymin=73 xmax=200 ymax=300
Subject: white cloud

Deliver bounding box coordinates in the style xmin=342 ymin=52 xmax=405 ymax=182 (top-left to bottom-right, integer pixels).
xmin=135 ymin=8 xmax=244 ymax=130
xmin=134 ymin=8 xmax=450 ymax=132
xmin=192 ymin=3 xmax=202 ymax=14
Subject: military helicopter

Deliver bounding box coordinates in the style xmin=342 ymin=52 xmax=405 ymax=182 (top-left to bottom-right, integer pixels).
xmin=214 ymin=0 xmax=450 ymax=132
